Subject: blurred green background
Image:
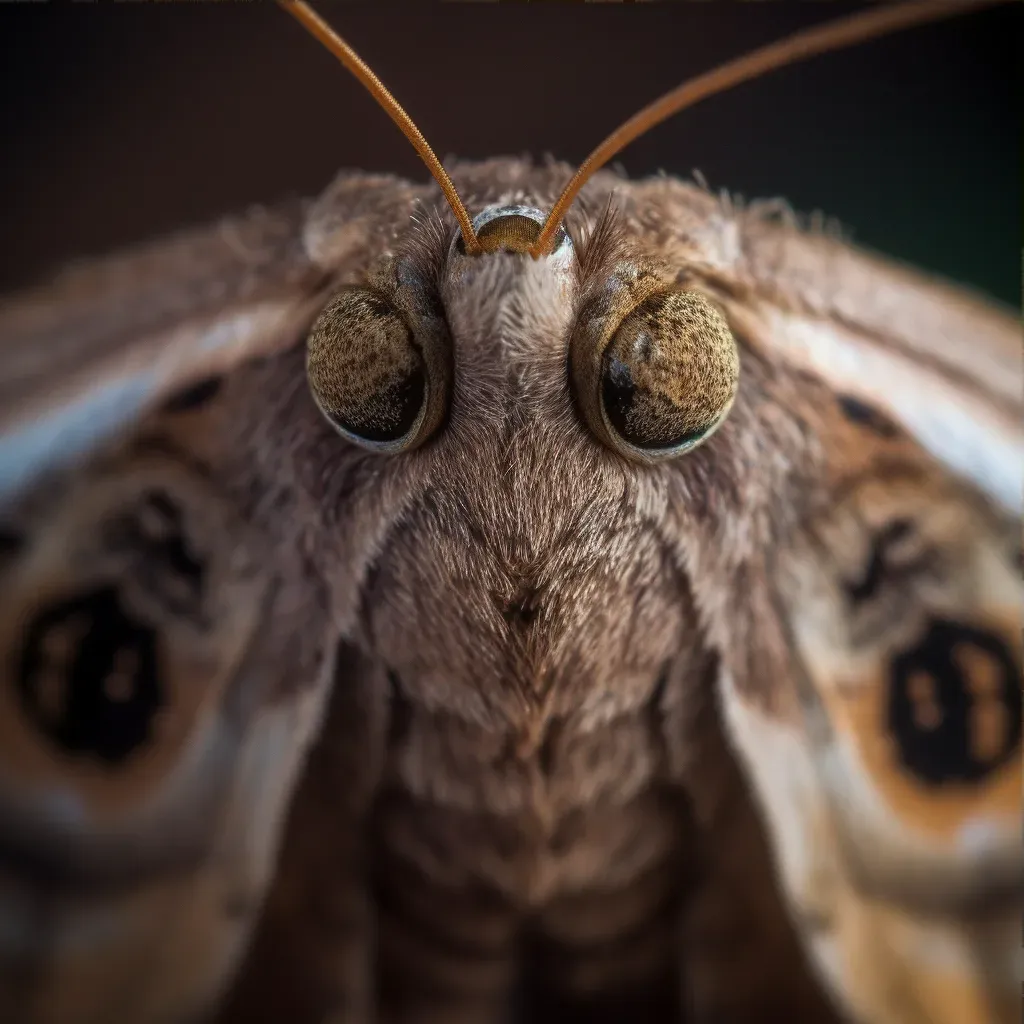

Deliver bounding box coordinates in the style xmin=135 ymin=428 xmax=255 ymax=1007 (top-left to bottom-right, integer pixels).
xmin=0 ymin=1 xmax=1018 ymax=307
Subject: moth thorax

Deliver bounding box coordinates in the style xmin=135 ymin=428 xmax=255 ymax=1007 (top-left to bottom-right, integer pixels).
xmin=462 ymin=205 xmax=573 ymax=268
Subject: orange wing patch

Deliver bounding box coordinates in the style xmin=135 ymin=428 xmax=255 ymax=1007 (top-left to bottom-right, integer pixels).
xmin=731 ymin=468 xmax=1023 ymax=1024
xmin=828 ymin=613 xmax=1020 ymax=843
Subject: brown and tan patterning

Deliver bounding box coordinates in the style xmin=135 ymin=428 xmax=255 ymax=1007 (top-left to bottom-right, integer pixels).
xmin=0 ymin=152 xmax=1018 ymax=1024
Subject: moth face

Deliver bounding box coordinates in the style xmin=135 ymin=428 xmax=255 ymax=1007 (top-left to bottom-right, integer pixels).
xmin=305 ymin=200 xmax=739 ymax=462
xmin=362 ymin=445 xmax=689 ymax=704
xmin=347 ymin=204 xmax=699 ymax=789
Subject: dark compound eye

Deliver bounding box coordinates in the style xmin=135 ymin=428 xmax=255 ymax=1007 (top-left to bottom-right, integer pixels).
xmin=595 ymin=290 xmax=739 ymax=460
xmin=888 ymin=617 xmax=1021 ymax=786
xmin=307 ymin=288 xmax=442 ymax=452
xmin=16 ymin=586 xmax=163 ymax=766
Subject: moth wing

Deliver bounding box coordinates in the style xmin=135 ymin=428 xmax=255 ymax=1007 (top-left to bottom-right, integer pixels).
xmin=0 ymin=201 xmax=333 ymax=503
xmin=0 ymin=176 xmax=418 ymax=1023
xmin=724 ymin=198 xmax=1021 ymax=515
xmin=628 ymin=178 xmax=1021 ymax=1024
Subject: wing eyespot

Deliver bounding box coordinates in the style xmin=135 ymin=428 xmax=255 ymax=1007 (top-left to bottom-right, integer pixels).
xmin=15 ymin=586 xmax=164 ymax=766
xmin=889 ymin=617 xmax=1021 ymax=787
xmin=0 ymin=458 xmax=270 ymax=825
xmin=774 ymin=476 xmax=1022 ymax=855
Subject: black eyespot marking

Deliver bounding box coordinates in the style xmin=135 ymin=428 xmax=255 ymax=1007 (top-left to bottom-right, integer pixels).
xmin=160 ymin=376 xmax=224 ymax=414
xmin=837 ymin=395 xmax=900 ymax=438
xmin=888 ymin=617 xmax=1021 ymax=786
xmin=15 ymin=586 xmax=163 ymax=765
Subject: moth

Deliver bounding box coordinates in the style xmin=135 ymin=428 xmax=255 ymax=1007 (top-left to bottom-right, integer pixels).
xmin=0 ymin=2 xmax=1018 ymax=1023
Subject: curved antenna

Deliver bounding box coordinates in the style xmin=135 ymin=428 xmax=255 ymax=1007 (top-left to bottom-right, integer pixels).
xmin=280 ymin=1 xmax=481 ymax=255
xmin=530 ymin=0 xmax=1002 ymax=258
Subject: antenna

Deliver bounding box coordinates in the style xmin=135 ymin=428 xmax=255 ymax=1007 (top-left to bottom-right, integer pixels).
xmin=279 ymin=0 xmax=481 ymax=255
xmin=281 ymin=1 xmax=1003 ymax=264
xmin=530 ymin=0 xmax=1004 ymax=257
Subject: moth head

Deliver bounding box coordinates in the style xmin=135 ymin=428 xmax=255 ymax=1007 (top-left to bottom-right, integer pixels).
xmin=286 ymin=0 xmax=958 ymax=462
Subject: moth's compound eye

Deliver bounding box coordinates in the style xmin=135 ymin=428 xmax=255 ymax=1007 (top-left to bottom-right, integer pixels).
xmin=572 ymin=288 xmax=739 ymax=462
xmin=307 ymin=287 xmax=446 ymax=452
xmin=603 ymin=291 xmax=738 ymax=456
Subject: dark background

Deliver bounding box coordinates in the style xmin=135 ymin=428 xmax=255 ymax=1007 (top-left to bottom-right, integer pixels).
xmin=0 ymin=1 xmax=1018 ymax=306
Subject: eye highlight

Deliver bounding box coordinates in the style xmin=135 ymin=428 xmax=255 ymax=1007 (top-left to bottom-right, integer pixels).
xmin=306 ymin=287 xmax=449 ymax=452
xmin=571 ymin=284 xmax=739 ymax=461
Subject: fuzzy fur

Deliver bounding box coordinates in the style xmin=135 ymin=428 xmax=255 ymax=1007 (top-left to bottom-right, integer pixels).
xmin=0 ymin=159 xmax=1018 ymax=1024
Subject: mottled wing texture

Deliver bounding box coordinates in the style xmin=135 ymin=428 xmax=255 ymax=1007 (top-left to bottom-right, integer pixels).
xmin=612 ymin=176 xmax=1021 ymax=1024
xmin=0 ymin=175 xmax=429 ymax=1023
